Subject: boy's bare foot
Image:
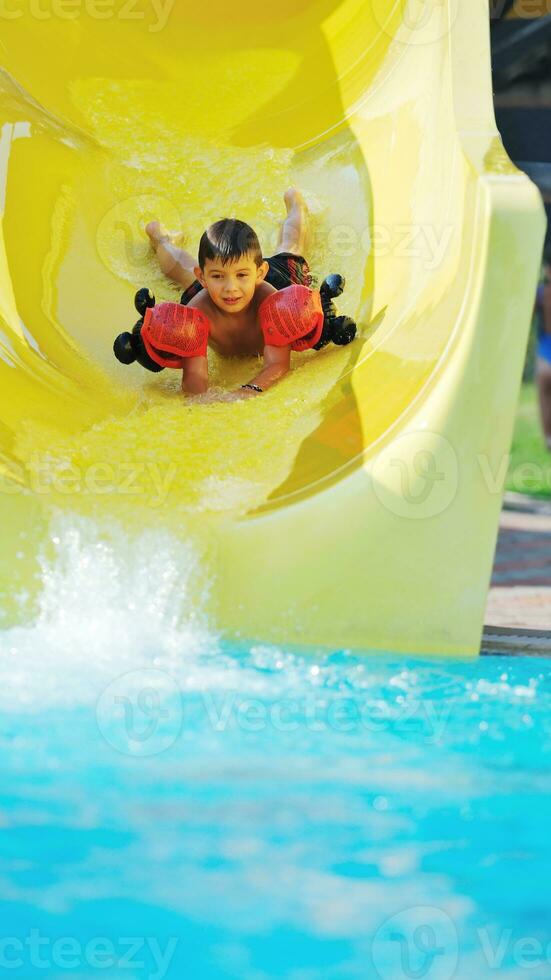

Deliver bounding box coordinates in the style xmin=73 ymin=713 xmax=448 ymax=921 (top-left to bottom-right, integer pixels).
xmin=145 ymin=220 xmax=185 ymax=251
xmin=145 ymin=220 xmax=169 ymax=250
xmin=283 ymin=186 xmax=307 ymax=213
xmin=280 ymin=187 xmax=310 ymax=254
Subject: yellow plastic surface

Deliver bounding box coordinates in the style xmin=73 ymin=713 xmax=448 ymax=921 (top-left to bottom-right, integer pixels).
xmin=0 ymin=0 xmax=545 ymax=655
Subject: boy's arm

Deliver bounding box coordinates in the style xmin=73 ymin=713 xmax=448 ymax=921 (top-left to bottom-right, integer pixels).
xmin=240 ymin=344 xmax=291 ymax=396
xmin=181 ymin=355 xmax=208 ymax=394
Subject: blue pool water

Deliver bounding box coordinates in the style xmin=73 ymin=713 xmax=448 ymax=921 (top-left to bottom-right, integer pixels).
xmin=0 ymin=519 xmax=550 ymax=979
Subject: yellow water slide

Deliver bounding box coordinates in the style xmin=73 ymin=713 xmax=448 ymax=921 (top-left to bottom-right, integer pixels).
xmin=0 ymin=0 xmax=545 ymax=655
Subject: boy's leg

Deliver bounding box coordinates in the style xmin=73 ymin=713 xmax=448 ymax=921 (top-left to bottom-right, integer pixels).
xmin=275 ymin=187 xmax=310 ymax=256
xmin=145 ymin=221 xmax=198 ymax=289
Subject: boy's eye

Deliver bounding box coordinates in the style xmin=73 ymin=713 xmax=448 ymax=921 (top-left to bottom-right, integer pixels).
xmin=210 ymin=272 xmax=249 ymax=279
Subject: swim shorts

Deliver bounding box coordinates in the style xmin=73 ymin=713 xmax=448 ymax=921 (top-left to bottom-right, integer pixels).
xmin=179 ymin=252 xmax=315 ymax=305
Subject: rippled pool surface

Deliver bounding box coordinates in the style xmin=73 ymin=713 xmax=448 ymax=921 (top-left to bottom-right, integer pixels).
xmin=1 ymin=606 xmax=550 ymax=980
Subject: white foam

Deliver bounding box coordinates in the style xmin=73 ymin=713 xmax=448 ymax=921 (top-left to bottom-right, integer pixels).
xmin=0 ymin=512 xmax=221 ymax=712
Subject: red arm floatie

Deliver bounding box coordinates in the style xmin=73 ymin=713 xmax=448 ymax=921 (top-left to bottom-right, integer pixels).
xmin=258 ymin=284 xmax=324 ymax=352
xmin=141 ymin=303 xmax=210 ymax=368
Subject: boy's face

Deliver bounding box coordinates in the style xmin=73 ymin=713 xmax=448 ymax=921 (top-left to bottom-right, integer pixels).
xmin=195 ymin=254 xmax=269 ymax=313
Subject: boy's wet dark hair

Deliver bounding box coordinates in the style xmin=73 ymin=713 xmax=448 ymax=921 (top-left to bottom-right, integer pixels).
xmin=198 ymin=218 xmax=263 ymax=270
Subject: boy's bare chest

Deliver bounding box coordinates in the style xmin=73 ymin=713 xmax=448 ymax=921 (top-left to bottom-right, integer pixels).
xmin=208 ymin=310 xmax=264 ymax=356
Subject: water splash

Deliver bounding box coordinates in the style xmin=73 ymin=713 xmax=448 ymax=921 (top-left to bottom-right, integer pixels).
xmin=0 ymin=511 xmax=218 ymax=712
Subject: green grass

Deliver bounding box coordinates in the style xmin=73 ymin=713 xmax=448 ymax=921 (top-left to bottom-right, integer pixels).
xmin=506 ymin=383 xmax=551 ymax=499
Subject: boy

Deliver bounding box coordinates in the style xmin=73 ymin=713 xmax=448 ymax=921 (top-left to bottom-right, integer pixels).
xmin=145 ymin=188 xmax=313 ymax=398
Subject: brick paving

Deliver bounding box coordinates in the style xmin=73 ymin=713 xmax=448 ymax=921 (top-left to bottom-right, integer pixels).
xmin=481 ymin=493 xmax=551 ymax=655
